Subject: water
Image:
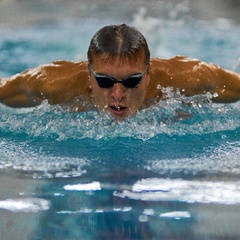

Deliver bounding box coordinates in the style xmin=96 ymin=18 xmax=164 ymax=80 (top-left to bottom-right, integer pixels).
xmin=0 ymin=1 xmax=240 ymax=239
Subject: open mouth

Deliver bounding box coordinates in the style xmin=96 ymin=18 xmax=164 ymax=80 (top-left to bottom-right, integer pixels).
xmin=109 ymin=105 xmax=127 ymax=117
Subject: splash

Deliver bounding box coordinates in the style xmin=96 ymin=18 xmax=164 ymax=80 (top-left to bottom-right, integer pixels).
xmin=0 ymin=91 xmax=239 ymax=141
xmin=0 ymin=137 xmax=88 ymax=178
xmin=147 ymin=140 xmax=240 ymax=176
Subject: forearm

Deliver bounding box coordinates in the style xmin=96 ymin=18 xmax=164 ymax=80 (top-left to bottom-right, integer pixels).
xmin=0 ymin=75 xmax=41 ymax=107
xmin=213 ymin=67 xmax=240 ymax=103
xmin=1 ymin=92 xmax=42 ymax=107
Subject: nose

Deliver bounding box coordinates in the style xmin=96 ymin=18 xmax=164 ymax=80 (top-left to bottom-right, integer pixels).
xmin=111 ymin=83 xmax=126 ymax=101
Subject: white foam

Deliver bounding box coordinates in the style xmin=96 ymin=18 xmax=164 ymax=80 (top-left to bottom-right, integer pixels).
xmin=64 ymin=181 xmax=101 ymax=191
xmin=0 ymin=137 xmax=88 ymax=178
xmin=114 ymin=178 xmax=240 ymax=205
xmin=0 ymin=93 xmax=239 ymax=141
xmin=0 ymin=198 xmax=50 ymax=213
xmin=148 ymin=141 xmax=240 ymax=175
xmin=159 ymin=211 xmax=191 ymax=219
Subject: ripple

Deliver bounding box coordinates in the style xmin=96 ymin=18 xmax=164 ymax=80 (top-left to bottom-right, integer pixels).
xmin=114 ymin=178 xmax=240 ymax=205
xmin=0 ymin=198 xmax=50 ymax=213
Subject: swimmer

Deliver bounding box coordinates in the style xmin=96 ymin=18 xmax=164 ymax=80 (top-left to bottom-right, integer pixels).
xmin=0 ymin=24 xmax=239 ymax=119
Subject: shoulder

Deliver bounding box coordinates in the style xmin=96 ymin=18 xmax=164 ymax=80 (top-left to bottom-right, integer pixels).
xmin=146 ymin=56 xmax=216 ymax=100
xmin=149 ymin=56 xmax=220 ymax=82
xmin=150 ymin=56 xmax=204 ymax=71
xmin=1 ymin=60 xmax=89 ymax=83
xmin=38 ymin=60 xmax=90 ymax=95
xmin=39 ymin=60 xmax=88 ymax=77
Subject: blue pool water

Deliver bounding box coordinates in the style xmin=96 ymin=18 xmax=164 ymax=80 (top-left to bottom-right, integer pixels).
xmin=0 ymin=1 xmax=240 ymax=239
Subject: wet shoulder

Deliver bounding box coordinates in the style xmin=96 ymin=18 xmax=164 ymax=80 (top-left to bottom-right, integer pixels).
xmin=41 ymin=60 xmax=91 ymax=100
xmin=41 ymin=60 xmax=89 ymax=79
xmin=150 ymin=56 xmax=202 ymax=73
xmin=146 ymin=56 xmax=206 ymax=101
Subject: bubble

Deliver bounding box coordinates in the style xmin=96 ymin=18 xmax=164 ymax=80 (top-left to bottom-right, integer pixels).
xmin=0 ymin=91 xmax=239 ymax=141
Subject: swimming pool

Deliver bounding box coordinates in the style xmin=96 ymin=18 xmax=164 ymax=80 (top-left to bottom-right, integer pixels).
xmin=0 ymin=1 xmax=240 ymax=239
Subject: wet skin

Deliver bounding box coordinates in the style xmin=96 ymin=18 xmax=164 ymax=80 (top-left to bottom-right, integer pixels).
xmin=89 ymin=57 xmax=150 ymax=119
xmin=0 ymin=57 xmax=239 ymax=117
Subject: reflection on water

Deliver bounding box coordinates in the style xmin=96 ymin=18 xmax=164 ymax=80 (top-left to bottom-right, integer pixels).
xmin=115 ymin=178 xmax=240 ymax=204
xmin=0 ymin=198 xmax=50 ymax=213
xmin=0 ymin=91 xmax=240 ymax=240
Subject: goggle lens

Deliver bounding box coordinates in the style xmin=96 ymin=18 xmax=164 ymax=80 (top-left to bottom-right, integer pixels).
xmin=89 ymin=66 xmax=148 ymax=89
xmin=95 ymin=76 xmax=142 ymax=88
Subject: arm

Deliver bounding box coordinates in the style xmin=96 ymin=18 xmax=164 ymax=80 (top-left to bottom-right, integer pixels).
xmin=0 ymin=60 xmax=90 ymax=108
xmin=149 ymin=56 xmax=240 ymax=103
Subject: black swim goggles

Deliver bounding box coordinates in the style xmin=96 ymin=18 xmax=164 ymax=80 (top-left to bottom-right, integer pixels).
xmin=88 ymin=65 xmax=148 ymax=88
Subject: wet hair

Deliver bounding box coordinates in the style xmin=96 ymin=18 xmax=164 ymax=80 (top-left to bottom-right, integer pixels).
xmin=87 ymin=24 xmax=150 ymax=66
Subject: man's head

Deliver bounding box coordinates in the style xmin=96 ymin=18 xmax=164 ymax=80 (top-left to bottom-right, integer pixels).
xmin=87 ymin=24 xmax=150 ymax=66
xmin=87 ymin=24 xmax=150 ymax=119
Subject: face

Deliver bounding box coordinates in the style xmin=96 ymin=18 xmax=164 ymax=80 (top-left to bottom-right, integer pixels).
xmin=89 ymin=56 xmax=150 ymax=119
